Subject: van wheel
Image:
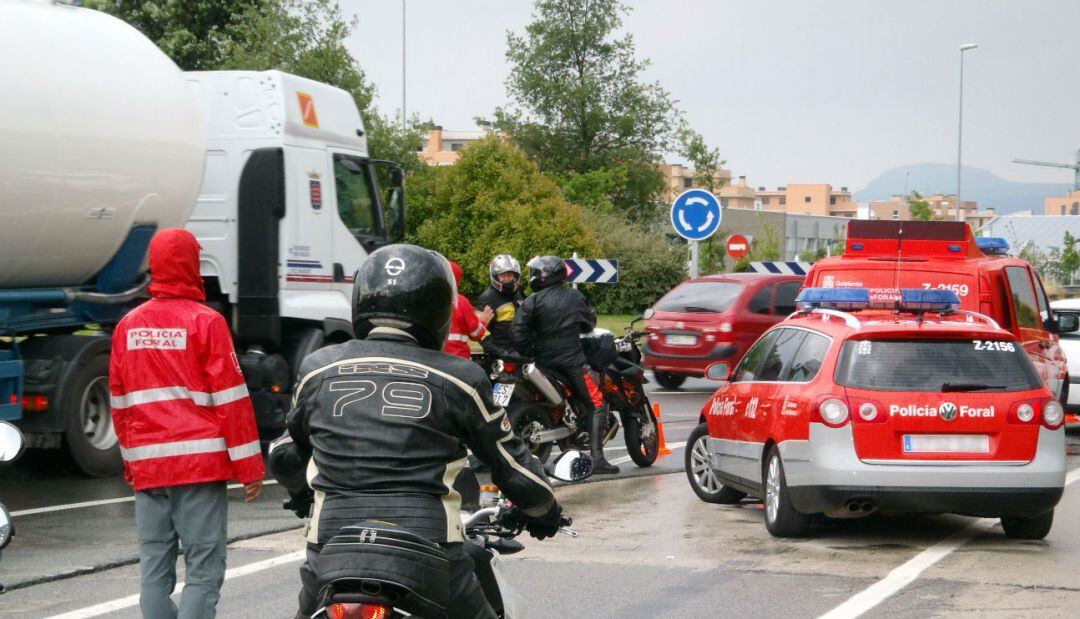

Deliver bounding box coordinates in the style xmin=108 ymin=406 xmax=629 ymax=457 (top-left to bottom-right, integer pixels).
xmin=1001 ymin=510 xmax=1054 ymax=540
xmin=654 ymin=372 xmax=685 ymax=390
xmin=64 ymin=353 xmax=122 ymax=477
xmin=763 ymin=447 xmax=810 ymax=537
xmin=685 ymin=424 xmax=745 ymax=503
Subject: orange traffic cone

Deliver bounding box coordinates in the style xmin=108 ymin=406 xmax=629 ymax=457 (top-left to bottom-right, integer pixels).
xmin=653 ymin=402 xmax=672 ymax=456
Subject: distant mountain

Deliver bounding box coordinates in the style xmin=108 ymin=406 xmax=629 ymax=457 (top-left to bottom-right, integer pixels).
xmin=854 ymin=163 xmax=1071 ymax=214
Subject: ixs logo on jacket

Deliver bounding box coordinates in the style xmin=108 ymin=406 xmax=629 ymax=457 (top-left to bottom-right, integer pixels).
xmin=889 ymin=402 xmax=994 ymax=419
xmin=127 ymin=328 xmax=188 ymax=351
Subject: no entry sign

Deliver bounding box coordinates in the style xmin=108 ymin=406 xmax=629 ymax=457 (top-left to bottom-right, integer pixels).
xmin=727 ymin=234 xmax=750 ymax=259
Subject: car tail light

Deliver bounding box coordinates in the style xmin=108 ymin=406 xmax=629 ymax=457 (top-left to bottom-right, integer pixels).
xmin=812 ymin=396 xmax=850 ymax=427
xmin=326 ymin=603 xmax=389 ymax=619
xmin=1008 ymin=399 xmax=1044 ymax=425
xmin=1043 ymin=400 xmax=1065 ymax=429
xmin=718 ymin=323 xmax=733 ymax=333
xmin=22 ymin=394 xmax=49 ymax=412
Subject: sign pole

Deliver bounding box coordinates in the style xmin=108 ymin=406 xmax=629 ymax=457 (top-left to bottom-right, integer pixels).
xmin=689 ymin=241 xmax=700 ymax=279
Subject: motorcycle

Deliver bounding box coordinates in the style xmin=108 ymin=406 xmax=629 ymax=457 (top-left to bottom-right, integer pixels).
xmin=488 ymin=316 xmax=659 ymax=467
xmin=308 ymin=450 xmax=592 ymax=618
xmin=0 ymin=420 xmax=27 ymax=594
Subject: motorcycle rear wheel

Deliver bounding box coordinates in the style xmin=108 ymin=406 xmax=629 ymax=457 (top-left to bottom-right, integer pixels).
xmin=623 ymin=401 xmax=659 ymax=467
xmin=509 ymin=404 xmax=554 ymax=464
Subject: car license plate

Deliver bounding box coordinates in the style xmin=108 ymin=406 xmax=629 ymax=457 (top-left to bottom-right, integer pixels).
xmin=903 ymin=434 xmax=989 ymax=454
xmin=492 ymin=383 xmax=515 ymax=407
xmin=666 ymin=334 xmax=697 ymax=346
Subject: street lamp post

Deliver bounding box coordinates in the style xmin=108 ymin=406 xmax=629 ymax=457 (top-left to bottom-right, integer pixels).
xmin=956 ymin=43 xmax=978 ymax=222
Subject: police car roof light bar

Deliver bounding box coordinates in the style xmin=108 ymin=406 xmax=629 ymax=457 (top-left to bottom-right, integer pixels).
xmin=898 ymin=288 xmax=962 ymax=313
xmin=795 ymin=288 xmax=871 ymax=312
xmin=975 ymin=237 xmax=1010 ymax=256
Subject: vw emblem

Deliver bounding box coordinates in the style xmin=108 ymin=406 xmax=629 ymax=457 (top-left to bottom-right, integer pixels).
xmin=939 ymin=401 xmax=958 ymax=422
xmin=385 ymin=258 xmax=406 ymax=277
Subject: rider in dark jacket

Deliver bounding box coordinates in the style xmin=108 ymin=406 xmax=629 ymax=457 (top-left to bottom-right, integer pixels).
xmin=478 ymin=254 xmax=524 ymax=359
xmin=512 ymin=256 xmax=620 ymax=475
xmin=272 ymin=245 xmax=562 ymax=618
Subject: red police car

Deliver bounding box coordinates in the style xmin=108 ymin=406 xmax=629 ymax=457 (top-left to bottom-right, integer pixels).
xmin=686 ymin=287 xmax=1067 ymax=539
xmin=642 ymin=273 xmax=804 ymax=389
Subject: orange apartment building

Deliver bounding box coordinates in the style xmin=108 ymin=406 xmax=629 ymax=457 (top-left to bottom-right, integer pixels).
xmin=419 ymin=123 xmax=496 ymax=166
xmin=659 ymin=163 xmax=731 ymax=202
xmin=755 ymin=184 xmax=855 ymax=217
xmin=1045 ymin=190 xmax=1080 ymax=216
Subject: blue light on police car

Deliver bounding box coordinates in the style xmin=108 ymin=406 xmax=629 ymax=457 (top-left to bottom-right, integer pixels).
xmin=898 ymin=288 xmax=961 ymax=313
xmin=795 ymin=288 xmax=870 ymax=311
xmin=975 ymin=237 xmax=1010 ymax=256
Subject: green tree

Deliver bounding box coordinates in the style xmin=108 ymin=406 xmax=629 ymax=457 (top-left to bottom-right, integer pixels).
xmin=496 ymin=0 xmax=686 ymax=222
xmin=86 ymin=0 xmax=266 ymax=70
xmin=585 ymin=213 xmax=685 ymax=314
xmin=907 ymin=191 xmax=938 ymax=221
xmin=1060 ymin=231 xmax=1080 ymax=286
xmin=678 ymin=128 xmax=725 ymax=193
xmin=405 ymin=136 xmax=599 ymax=297
xmin=734 ymin=218 xmax=783 ymax=272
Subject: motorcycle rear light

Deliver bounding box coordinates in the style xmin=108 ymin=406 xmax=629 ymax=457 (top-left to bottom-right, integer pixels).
xmin=812 ymin=396 xmax=850 ymax=427
xmin=1043 ymin=400 xmax=1065 ymax=429
xmin=504 ymin=362 xmax=518 ymax=373
xmin=22 ymin=394 xmax=49 ymax=412
xmin=326 ymin=603 xmax=389 ymax=619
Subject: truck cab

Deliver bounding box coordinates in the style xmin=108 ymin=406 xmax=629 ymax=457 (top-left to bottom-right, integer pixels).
xmin=184 ymin=71 xmax=406 ymax=433
xmin=805 ymin=221 xmax=1078 ymax=402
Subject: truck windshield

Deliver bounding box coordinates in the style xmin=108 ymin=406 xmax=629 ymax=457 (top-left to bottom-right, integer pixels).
xmin=835 ymin=338 xmax=1042 ymax=392
xmin=655 ymin=282 xmax=744 ymax=313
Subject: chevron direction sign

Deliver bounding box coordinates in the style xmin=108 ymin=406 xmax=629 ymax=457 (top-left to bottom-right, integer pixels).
xmin=747 ymin=261 xmax=812 ymax=276
xmin=565 ymin=258 xmax=619 ymax=284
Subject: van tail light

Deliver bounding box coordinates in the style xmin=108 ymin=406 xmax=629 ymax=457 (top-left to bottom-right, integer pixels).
xmin=22 ymin=394 xmax=49 ymax=412
xmin=812 ymin=396 xmax=850 ymax=427
xmin=849 ymin=397 xmax=886 ymax=423
xmin=326 ymin=603 xmax=389 ymax=619
xmin=1043 ymin=400 xmax=1065 ymax=429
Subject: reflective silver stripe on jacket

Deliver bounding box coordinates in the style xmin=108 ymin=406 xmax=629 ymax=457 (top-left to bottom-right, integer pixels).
xmin=446 ymin=334 xmax=470 ymax=342
xmin=120 ymin=438 xmax=226 ymax=462
xmin=228 ymin=440 xmax=261 ymax=461
xmin=111 ymin=384 xmax=249 ymax=409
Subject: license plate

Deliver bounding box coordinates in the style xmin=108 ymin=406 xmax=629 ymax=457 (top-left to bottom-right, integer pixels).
xmin=903 ymin=434 xmax=989 ymax=454
xmin=492 ymin=383 xmax=515 ymax=407
xmin=666 ymin=334 xmax=697 ymax=346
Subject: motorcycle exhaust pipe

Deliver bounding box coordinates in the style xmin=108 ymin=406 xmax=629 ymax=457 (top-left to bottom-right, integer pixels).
xmin=523 ymin=363 xmax=565 ymax=405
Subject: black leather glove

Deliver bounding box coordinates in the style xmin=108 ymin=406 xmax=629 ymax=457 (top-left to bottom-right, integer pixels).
xmin=282 ymin=489 xmax=314 ymax=518
xmin=522 ymin=503 xmax=565 ymax=540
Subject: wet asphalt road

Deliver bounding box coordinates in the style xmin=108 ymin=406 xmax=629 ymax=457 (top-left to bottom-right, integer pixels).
xmin=3 ymin=377 xmax=1080 ymax=617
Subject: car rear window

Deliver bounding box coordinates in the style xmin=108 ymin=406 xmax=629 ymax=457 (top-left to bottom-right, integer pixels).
xmin=834 ymin=338 xmax=1042 ymax=392
xmin=654 ymin=281 xmax=744 ymax=313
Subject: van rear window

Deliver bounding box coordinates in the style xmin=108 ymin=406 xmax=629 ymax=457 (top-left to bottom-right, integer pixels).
xmin=655 ymin=282 xmax=744 ymax=313
xmin=835 ymin=339 xmax=1042 ymax=392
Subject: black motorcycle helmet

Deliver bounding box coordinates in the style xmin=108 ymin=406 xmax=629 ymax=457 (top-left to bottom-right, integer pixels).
xmin=527 ymin=255 xmax=568 ymax=290
xmin=352 ymin=244 xmax=456 ymax=350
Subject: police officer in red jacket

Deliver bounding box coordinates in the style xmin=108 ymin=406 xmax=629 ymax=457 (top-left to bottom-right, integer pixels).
xmin=109 ymin=228 xmax=265 ymax=619
xmin=444 ymin=261 xmax=493 ymax=359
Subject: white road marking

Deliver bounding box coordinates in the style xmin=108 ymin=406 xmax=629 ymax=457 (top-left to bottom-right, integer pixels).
xmin=11 ymin=480 xmax=279 ymax=517
xmin=45 ymin=549 xmax=306 ymax=619
xmin=818 ymin=466 xmax=1080 ymax=619
xmin=610 ymin=441 xmax=687 ymax=465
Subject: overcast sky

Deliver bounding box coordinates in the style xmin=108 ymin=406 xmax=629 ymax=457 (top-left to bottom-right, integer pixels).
xmin=342 ymin=0 xmax=1080 ymax=191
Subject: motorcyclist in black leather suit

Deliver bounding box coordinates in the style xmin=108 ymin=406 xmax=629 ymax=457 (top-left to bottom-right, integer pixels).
xmin=270 ymin=245 xmax=563 ymax=619
xmin=478 ymin=254 xmax=524 ymax=359
xmin=512 ymin=256 xmax=620 ymax=475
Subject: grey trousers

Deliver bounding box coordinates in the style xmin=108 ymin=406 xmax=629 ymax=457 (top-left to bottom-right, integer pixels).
xmin=135 ymin=481 xmax=228 ymax=619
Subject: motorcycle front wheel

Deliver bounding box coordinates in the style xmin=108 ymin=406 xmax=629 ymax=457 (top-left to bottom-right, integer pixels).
xmin=622 ymin=400 xmax=659 ymax=467
xmin=509 ymin=404 xmax=554 ymax=463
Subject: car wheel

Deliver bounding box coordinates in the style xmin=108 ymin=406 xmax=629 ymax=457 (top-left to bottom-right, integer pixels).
xmin=1001 ymin=510 xmax=1054 ymax=540
xmin=64 ymin=353 xmax=123 ymax=477
xmin=763 ymin=446 xmax=810 ymax=537
xmin=685 ymin=423 xmax=745 ymax=504
xmin=654 ymin=371 xmax=685 ymax=390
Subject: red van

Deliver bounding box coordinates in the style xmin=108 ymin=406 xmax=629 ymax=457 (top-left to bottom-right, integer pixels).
xmin=642 ymin=273 xmax=804 ymax=389
xmin=687 ymin=288 xmax=1067 ymax=540
xmin=805 ymin=221 xmax=1078 ymax=404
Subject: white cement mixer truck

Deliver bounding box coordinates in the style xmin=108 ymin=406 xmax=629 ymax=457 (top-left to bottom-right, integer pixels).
xmin=0 ymin=0 xmax=407 ymax=475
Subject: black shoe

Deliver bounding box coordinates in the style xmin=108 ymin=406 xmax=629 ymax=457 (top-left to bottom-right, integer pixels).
xmin=591 ymin=455 xmax=620 ymax=475
xmin=590 ymin=407 xmax=620 ymax=474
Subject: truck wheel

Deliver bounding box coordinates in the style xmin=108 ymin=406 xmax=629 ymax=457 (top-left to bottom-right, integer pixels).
xmin=1001 ymin=510 xmax=1054 ymax=540
xmin=64 ymin=353 xmax=122 ymax=477
xmin=654 ymin=371 xmax=685 ymax=390
xmin=763 ymin=446 xmax=810 ymax=537
xmin=686 ymin=423 xmax=745 ymax=504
